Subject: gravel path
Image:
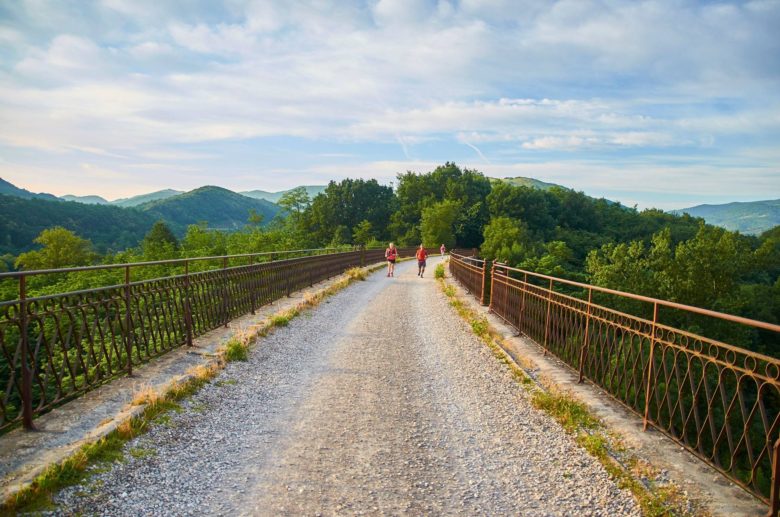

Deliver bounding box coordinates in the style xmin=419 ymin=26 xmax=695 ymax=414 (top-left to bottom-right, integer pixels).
xmin=53 ymin=257 xmax=640 ymax=516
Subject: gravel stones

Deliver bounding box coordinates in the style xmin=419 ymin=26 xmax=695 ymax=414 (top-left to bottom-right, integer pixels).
xmin=52 ymin=257 xmax=639 ymax=516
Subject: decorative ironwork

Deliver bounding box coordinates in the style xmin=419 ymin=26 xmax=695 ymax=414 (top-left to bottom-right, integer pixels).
xmin=449 ymin=253 xmax=489 ymax=305
xmin=478 ymin=263 xmax=780 ymax=508
xmin=1 ymin=247 xmax=405 ymax=433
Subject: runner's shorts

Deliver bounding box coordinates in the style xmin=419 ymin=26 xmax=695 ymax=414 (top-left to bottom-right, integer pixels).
xmin=418 ymin=260 xmax=426 ymax=268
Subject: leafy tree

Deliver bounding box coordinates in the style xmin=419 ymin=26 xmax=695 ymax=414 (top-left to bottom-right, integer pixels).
xmin=420 ymin=200 xmax=458 ymax=249
xmin=519 ymin=241 xmax=578 ymax=278
xmin=142 ymin=221 xmax=179 ymax=260
xmin=328 ymin=225 xmax=351 ymax=247
xmin=391 ymin=162 xmax=491 ymax=247
xmin=352 ymin=220 xmax=375 ymax=247
xmin=181 ymin=223 xmax=227 ymax=259
xmin=15 ymin=227 xmax=96 ymax=270
xmin=303 ymin=179 xmax=395 ymax=245
xmin=277 ymin=187 xmax=311 ymax=215
xmin=481 ymin=217 xmax=534 ymax=265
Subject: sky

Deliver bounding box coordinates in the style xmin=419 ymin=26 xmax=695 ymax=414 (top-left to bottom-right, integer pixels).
xmin=0 ymin=0 xmax=778 ymax=209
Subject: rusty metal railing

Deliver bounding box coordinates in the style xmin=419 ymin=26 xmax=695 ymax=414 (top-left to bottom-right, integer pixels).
xmin=486 ymin=262 xmax=780 ymax=509
xmin=0 ymin=246 xmax=393 ymax=433
xmin=449 ymin=253 xmax=489 ymax=305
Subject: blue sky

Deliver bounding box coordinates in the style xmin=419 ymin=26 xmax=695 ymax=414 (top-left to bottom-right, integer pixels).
xmin=0 ymin=0 xmax=778 ymax=209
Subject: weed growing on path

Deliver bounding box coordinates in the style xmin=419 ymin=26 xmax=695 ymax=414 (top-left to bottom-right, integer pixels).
xmin=223 ymin=338 xmax=249 ymax=362
xmin=434 ymin=263 xmax=445 ymax=279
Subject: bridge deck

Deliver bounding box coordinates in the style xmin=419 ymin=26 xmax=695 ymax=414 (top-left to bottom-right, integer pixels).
xmin=49 ymin=257 xmax=638 ymax=515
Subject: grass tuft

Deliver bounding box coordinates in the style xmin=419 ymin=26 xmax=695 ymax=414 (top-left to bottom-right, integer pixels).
xmin=222 ymin=338 xmax=249 ymax=362
xmin=346 ymin=267 xmax=367 ymax=281
xmin=434 ymin=263 xmax=445 ymax=279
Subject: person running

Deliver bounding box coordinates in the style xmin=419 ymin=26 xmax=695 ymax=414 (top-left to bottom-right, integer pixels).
xmin=416 ymin=244 xmax=428 ymax=277
xmin=385 ymin=242 xmax=398 ymax=277
xmin=440 ymin=243 xmax=446 ymax=255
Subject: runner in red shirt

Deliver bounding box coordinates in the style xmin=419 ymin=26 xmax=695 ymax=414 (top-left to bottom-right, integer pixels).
xmin=416 ymin=244 xmax=428 ymax=278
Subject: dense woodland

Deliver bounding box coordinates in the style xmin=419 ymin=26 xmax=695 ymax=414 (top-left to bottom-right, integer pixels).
xmin=2 ymin=163 xmax=778 ymax=354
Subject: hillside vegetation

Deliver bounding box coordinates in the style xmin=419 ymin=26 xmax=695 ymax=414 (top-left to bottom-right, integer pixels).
xmin=0 ymin=194 xmax=154 ymax=255
xmin=0 ymin=178 xmax=58 ymax=201
xmin=672 ymin=199 xmax=780 ymax=235
xmin=112 ymin=189 xmax=182 ymax=207
xmin=139 ymin=186 xmax=280 ymax=234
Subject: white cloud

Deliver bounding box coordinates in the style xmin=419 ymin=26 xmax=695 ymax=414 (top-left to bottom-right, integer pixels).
xmin=0 ymin=0 xmax=777 ymax=204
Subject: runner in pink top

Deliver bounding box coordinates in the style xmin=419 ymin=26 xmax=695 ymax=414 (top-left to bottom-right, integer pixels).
xmin=385 ymin=242 xmax=398 ymax=277
xmin=440 ymin=244 xmax=446 ymax=255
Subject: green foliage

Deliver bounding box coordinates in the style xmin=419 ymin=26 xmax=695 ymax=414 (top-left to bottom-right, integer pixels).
xmin=480 ymin=217 xmax=533 ymax=265
xmin=181 ymin=223 xmax=227 ymax=258
xmin=420 ymin=200 xmax=458 ymax=249
xmin=15 ymin=227 xmax=96 ymax=270
xmin=391 ymin=162 xmax=491 ymax=247
xmin=277 ymin=186 xmax=311 ymax=215
xmin=223 ymin=339 xmax=249 ymax=362
xmin=434 ymin=263 xmax=445 ymax=279
xmin=142 ymin=221 xmax=179 ymax=261
xmin=352 ymin=220 xmax=375 ymax=246
xmin=0 ymin=194 xmax=154 ymax=256
xmin=140 ymin=186 xmax=279 ymax=235
xmin=302 ymin=178 xmax=395 ymax=245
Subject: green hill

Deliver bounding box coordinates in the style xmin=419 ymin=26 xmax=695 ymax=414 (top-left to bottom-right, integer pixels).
xmin=241 ymin=185 xmax=326 ymax=203
xmin=490 ymin=176 xmax=568 ymax=191
xmin=139 ymin=186 xmax=281 ymax=234
xmin=60 ymin=194 xmax=109 ymax=204
xmin=671 ymin=199 xmax=780 ymax=235
xmin=0 ymin=178 xmax=58 ymax=201
xmin=112 ymin=189 xmax=183 ymax=207
xmin=0 ymin=194 xmax=155 ymax=255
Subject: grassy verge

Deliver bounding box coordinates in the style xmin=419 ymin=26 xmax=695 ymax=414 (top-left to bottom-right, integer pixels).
xmin=2 ymin=262 xmax=385 ymax=515
xmin=437 ymin=276 xmax=704 ymax=517
xmin=2 ymin=363 xmax=219 ymax=514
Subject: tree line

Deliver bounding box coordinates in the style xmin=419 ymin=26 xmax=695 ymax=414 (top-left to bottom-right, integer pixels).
xmin=3 ymin=163 xmax=778 ymax=353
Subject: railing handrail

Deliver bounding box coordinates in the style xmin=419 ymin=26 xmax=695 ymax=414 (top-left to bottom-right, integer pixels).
xmin=451 ymin=252 xmax=486 ymax=266
xmin=0 ymin=247 xmax=355 ymax=279
xmin=493 ymin=262 xmax=780 ymax=334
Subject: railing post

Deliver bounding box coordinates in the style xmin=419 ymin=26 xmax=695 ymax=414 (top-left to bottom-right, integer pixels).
xmin=19 ymin=274 xmax=35 ymax=430
xmin=578 ymin=287 xmax=593 ymax=383
xmin=222 ymin=257 xmax=229 ymax=328
xmin=643 ymin=302 xmax=659 ymax=431
xmin=543 ymin=278 xmax=554 ymax=355
xmin=124 ymin=266 xmax=133 ymax=376
xmin=184 ymin=260 xmax=194 ymax=345
xmin=249 ymin=257 xmax=257 ymax=316
xmin=519 ymin=271 xmax=528 ymax=330
xmin=769 ymin=437 xmax=780 ymax=517
xmin=480 ymin=260 xmax=489 ymax=306
xmin=488 ymin=262 xmax=496 ymax=313
xmin=360 ymin=245 xmax=365 ymax=267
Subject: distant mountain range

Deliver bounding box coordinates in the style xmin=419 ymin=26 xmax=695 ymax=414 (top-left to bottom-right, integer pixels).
xmin=242 ymin=185 xmax=327 ymax=203
xmin=0 ymin=178 xmax=284 ymax=255
xmin=0 ymin=178 xmax=59 ymax=201
xmin=671 ymin=199 xmax=780 ymax=236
